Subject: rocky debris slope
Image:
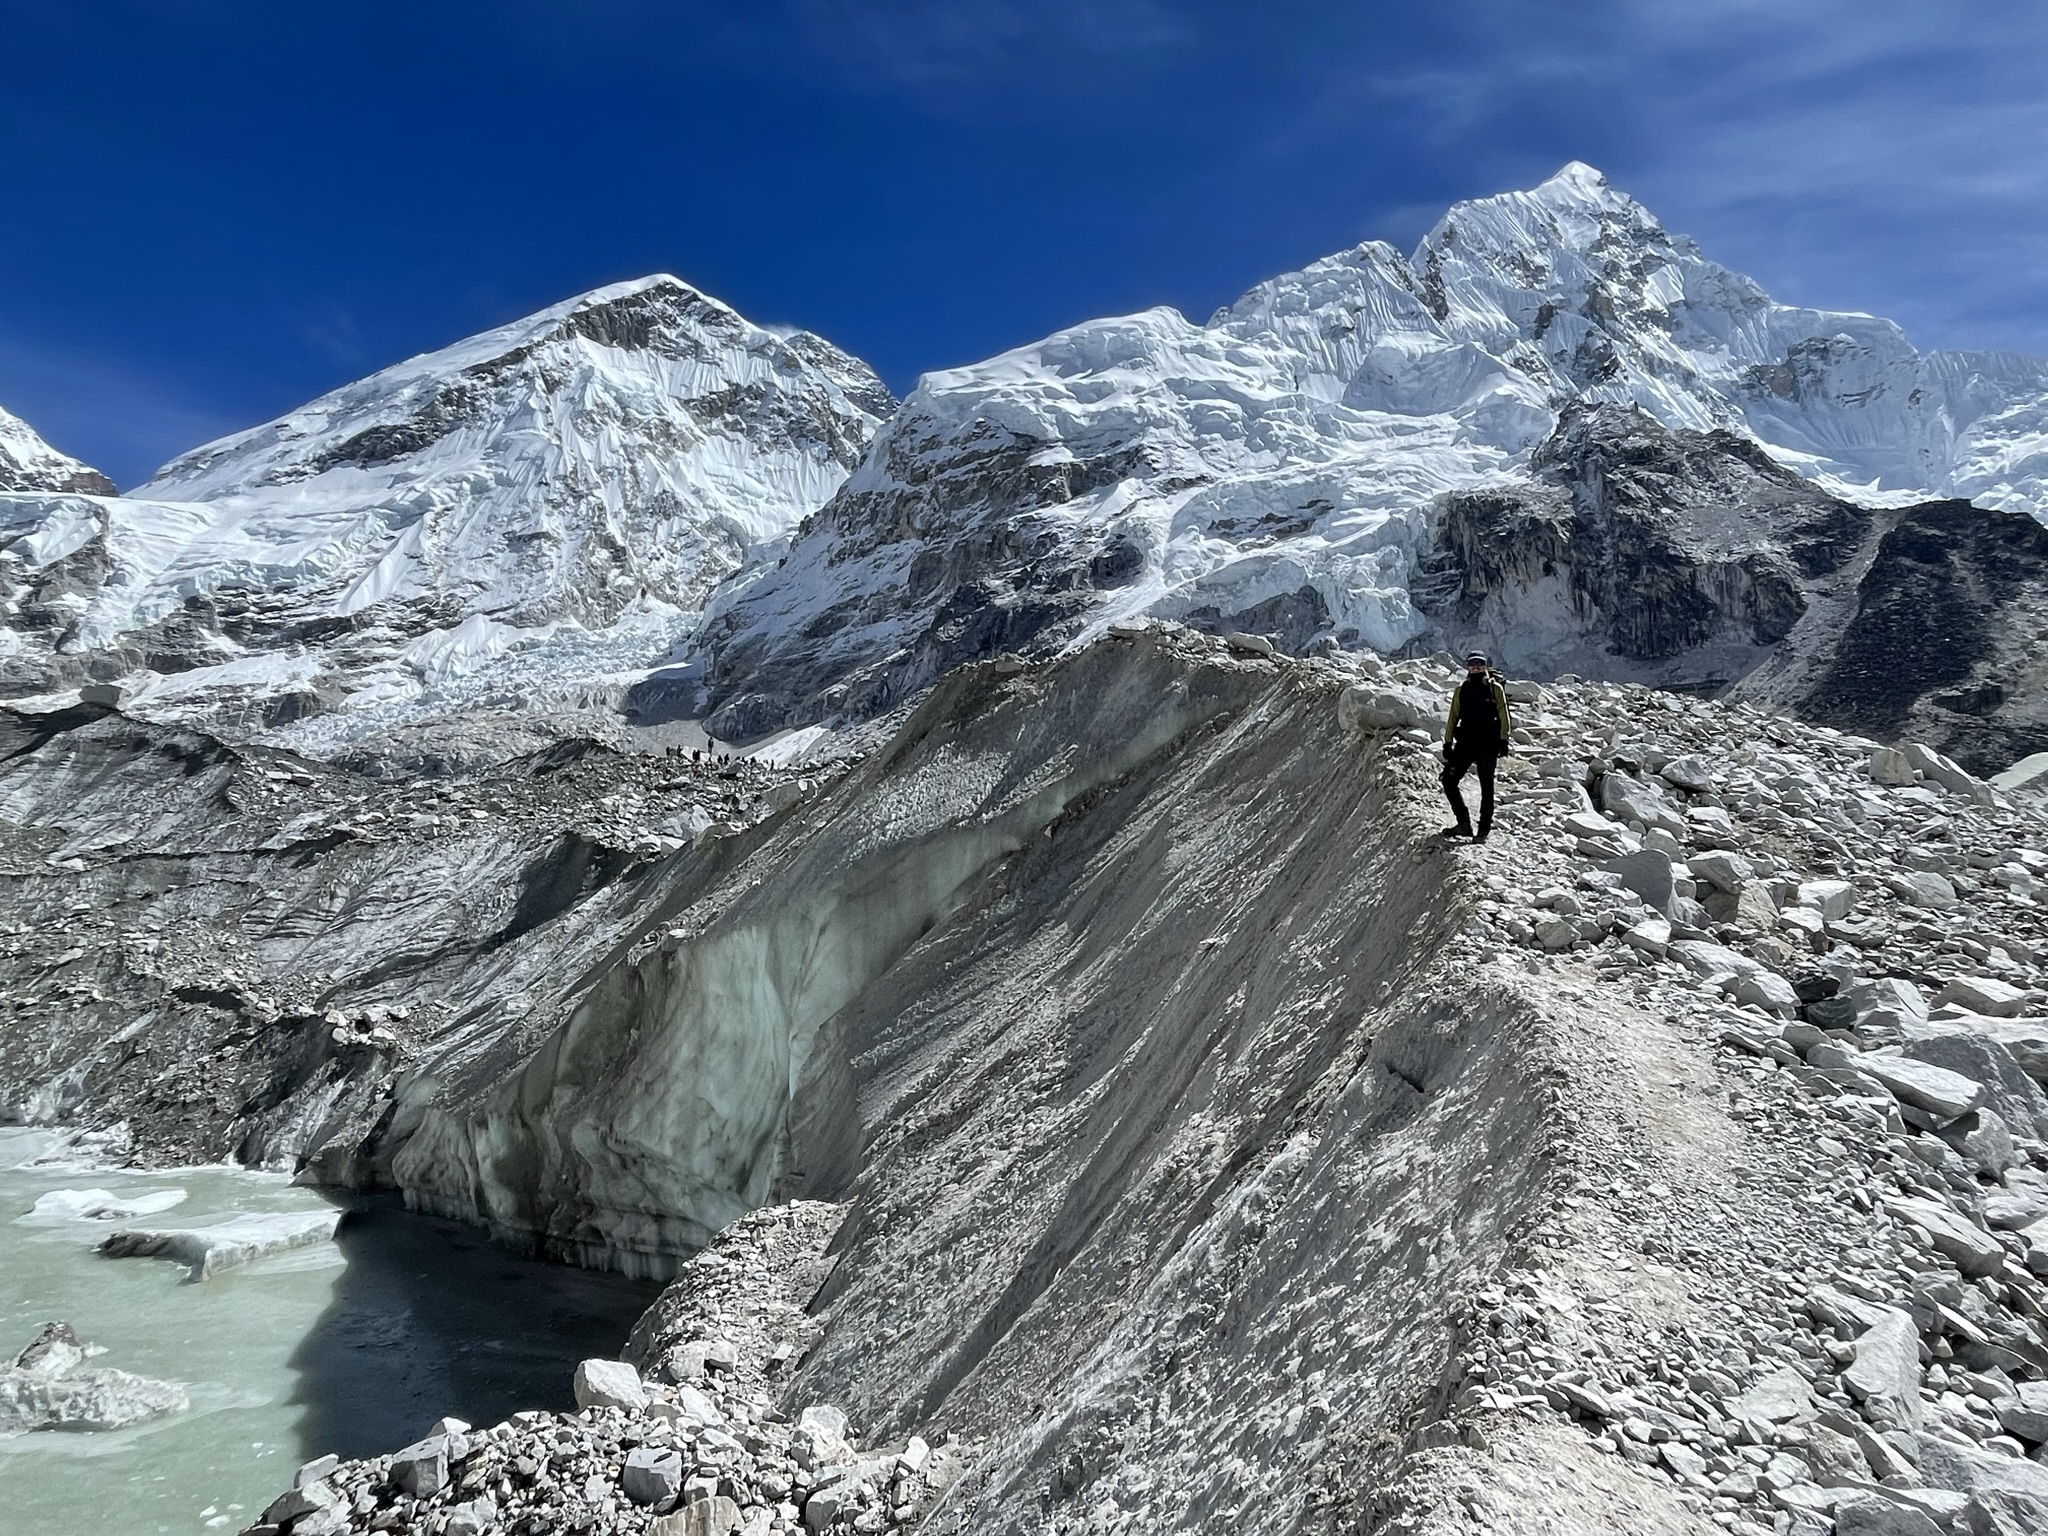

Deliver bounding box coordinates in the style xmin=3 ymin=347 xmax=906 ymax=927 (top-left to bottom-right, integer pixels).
xmin=314 ymin=630 xmax=1591 ymax=1530
xmin=239 ymin=1203 xmax=971 ymax=1536
xmin=0 ymin=700 xmax=819 ymax=1181
xmin=0 ymin=402 xmax=115 ymax=495
xmin=0 ymin=1320 xmax=188 ymax=1432
xmin=697 ymin=163 xmax=2048 ymax=743
xmin=1352 ymin=656 xmax=2048 ymax=1533
xmin=12 ymin=629 xmax=2039 ymax=1532
xmin=0 ymin=278 xmax=891 ymax=753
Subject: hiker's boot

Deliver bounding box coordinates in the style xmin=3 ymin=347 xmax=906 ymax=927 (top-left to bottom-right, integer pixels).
xmin=1473 ymin=821 xmax=1493 ymax=845
xmin=1440 ymin=822 xmax=1474 ymax=840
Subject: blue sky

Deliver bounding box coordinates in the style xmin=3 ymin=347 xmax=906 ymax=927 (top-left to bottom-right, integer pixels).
xmin=3 ymin=0 xmax=2045 ymax=488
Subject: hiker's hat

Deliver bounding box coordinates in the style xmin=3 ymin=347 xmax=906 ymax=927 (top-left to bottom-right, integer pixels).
xmin=1465 ymin=651 xmax=1489 ymax=667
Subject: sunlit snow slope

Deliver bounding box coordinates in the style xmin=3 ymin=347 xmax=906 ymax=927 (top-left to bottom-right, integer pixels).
xmin=0 ymin=403 xmax=114 ymax=496
xmin=701 ymin=163 xmax=2048 ymax=737
xmin=0 ymin=278 xmax=891 ymax=744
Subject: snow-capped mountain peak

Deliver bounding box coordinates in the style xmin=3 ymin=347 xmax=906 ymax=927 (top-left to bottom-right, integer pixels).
xmin=695 ymin=163 xmax=2048 ymax=744
xmin=0 ymin=275 xmax=893 ymax=748
xmin=0 ymin=403 xmax=115 ymax=496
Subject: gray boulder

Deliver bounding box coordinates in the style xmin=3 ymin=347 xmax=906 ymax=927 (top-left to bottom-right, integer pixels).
xmin=1798 ymin=879 xmax=1858 ymax=920
xmin=652 ymin=1499 xmax=743 ymax=1536
xmin=1991 ymin=752 xmax=2048 ymax=794
xmin=1903 ymin=1030 xmax=2048 ymax=1139
xmin=1688 ymin=850 xmax=1756 ymax=894
xmin=1904 ymin=742 xmax=1998 ymax=806
xmin=1737 ymin=972 xmax=1802 ymax=1015
xmin=1338 ymin=687 xmax=1429 ymax=731
xmin=1658 ymin=753 xmax=1719 ymax=792
xmin=1887 ymin=1197 xmax=2007 ymax=1278
xmin=1937 ymin=1109 xmax=2018 ymax=1178
xmin=1836 ymin=1496 xmax=1945 ymax=1536
xmin=1606 ymin=849 xmax=1677 ymax=915
xmin=1967 ymin=1489 xmax=2048 ymax=1535
xmin=574 ymin=1357 xmax=648 ymax=1412
xmin=1916 ymin=1434 xmax=2048 ymax=1503
xmin=623 ymin=1446 xmax=685 ymax=1507
xmin=1937 ymin=977 xmax=2031 ymax=1017
xmin=1859 ymin=1055 xmax=1987 ymax=1118
xmin=1733 ymin=1366 xmax=1814 ymax=1423
xmin=1848 ymin=977 xmax=1930 ymax=1032
xmin=389 ymin=1435 xmax=452 ymax=1498
xmin=1599 ymin=773 xmax=1688 ymax=836
xmin=1843 ymin=1308 xmax=1924 ymax=1429
xmin=1995 ymin=1379 xmax=2048 ymax=1443
xmin=1888 ymin=871 xmax=1961 ymax=912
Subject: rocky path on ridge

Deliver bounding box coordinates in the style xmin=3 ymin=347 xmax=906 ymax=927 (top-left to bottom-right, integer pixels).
xmin=1353 ymin=659 xmax=2048 ymax=1534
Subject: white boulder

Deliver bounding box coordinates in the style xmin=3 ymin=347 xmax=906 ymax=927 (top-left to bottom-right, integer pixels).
xmin=1338 ymin=686 xmax=1429 ymax=732
xmin=573 ymin=1358 xmax=648 ymax=1412
xmin=1935 ymin=976 xmax=2028 ymax=1018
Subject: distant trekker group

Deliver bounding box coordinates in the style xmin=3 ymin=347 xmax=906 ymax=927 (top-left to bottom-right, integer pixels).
xmin=1441 ymin=651 xmax=1513 ymax=843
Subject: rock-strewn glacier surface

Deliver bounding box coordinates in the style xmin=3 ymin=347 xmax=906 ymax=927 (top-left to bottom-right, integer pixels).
xmin=698 ymin=164 xmax=2048 ymax=761
xmin=192 ymin=630 xmax=2048 ymax=1535
xmin=0 ymin=277 xmax=891 ymax=749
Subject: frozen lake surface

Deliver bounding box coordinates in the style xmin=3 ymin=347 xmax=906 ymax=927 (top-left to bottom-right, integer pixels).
xmin=0 ymin=1129 xmax=658 ymax=1535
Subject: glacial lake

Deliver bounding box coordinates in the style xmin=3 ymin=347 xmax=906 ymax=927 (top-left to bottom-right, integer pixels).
xmin=0 ymin=1129 xmax=659 ymax=1536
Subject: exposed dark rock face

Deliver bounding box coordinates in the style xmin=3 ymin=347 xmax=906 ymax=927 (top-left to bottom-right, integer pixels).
xmin=1412 ymin=405 xmax=2048 ymax=774
xmin=0 ymin=462 xmax=116 ymax=496
xmin=701 ymin=424 xmax=1160 ymax=739
xmin=1802 ymin=500 xmax=2048 ymax=775
xmin=1417 ymin=404 xmax=1869 ymax=676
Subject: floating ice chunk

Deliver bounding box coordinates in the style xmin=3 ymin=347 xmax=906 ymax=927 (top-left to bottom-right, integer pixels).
xmin=0 ymin=1363 xmax=191 ymax=1432
xmin=0 ymin=1321 xmax=189 ymax=1433
xmin=95 ymin=1209 xmax=342 ymax=1281
xmin=21 ymin=1187 xmax=189 ymax=1224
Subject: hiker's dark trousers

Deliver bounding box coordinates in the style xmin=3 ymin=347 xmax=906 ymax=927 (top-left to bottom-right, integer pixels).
xmin=1441 ymin=746 xmax=1498 ymax=833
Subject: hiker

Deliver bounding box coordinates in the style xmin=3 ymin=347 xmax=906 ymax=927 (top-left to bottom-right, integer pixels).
xmin=1441 ymin=651 xmax=1512 ymax=842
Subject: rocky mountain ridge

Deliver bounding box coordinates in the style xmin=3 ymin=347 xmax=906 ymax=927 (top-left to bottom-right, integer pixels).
xmin=10 ymin=165 xmax=2048 ymax=781
xmin=0 ymin=403 xmax=114 ymax=496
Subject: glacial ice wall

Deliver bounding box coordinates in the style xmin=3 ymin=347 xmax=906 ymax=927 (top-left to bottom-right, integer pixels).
xmin=386 ymin=636 xmax=1271 ymax=1275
